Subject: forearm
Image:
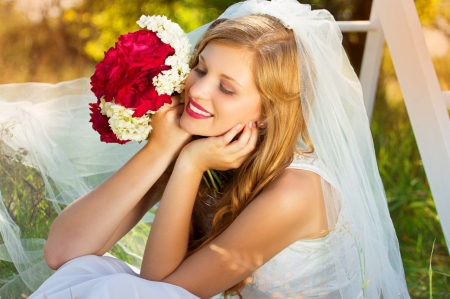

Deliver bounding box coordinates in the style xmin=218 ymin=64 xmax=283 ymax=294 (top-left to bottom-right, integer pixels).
xmin=140 ymin=154 xmax=203 ymax=280
xmin=44 ymin=142 xmax=175 ymax=268
xmin=93 ymin=169 xmax=170 ymax=256
xmin=140 ymin=122 xmax=255 ymax=281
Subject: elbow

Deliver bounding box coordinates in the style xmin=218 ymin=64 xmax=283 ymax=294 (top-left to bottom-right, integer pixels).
xmin=44 ymin=243 xmax=62 ymax=270
xmin=44 ymin=240 xmax=68 ymax=270
xmin=140 ymin=265 xmax=174 ymax=282
xmin=44 ymin=239 xmax=76 ymax=270
xmin=44 ymin=239 xmax=104 ymax=270
xmin=140 ymin=271 xmax=165 ymax=282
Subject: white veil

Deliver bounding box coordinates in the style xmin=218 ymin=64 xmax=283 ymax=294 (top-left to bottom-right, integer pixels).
xmin=190 ymin=0 xmax=410 ymax=298
xmin=0 ymin=79 xmax=148 ymax=297
xmin=0 ymin=0 xmax=410 ymax=298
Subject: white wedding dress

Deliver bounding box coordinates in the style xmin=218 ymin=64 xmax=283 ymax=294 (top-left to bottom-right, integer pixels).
xmin=27 ymin=154 xmax=360 ymax=299
xmin=28 ymin=164 xmax=360 ymax=299
xmin=240 ymin=156 xmax=362 ymax=299
xmin=28 ymin=255 xmax=200 ymax=299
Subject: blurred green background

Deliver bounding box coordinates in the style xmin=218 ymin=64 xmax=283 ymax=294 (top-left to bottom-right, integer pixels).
xmin=0 ymin=0 xmax=449 ymax=298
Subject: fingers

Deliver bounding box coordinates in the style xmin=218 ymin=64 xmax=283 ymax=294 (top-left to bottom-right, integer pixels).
xmin=157 ymin=95 xmax=182 ymax=115
xmin=220 ymin=123 xmax=243 ymax=145
xmin=246 ymin=122 xmax=259 ymax=151
xmin=173 ymin=104 xmax=185 ymax=116
xmin=210 ymin=122 xmax=257 ymax=170
xmin=228 ymin=122 xmax=258 ymax=155
xmin=155 ymin=96 xmax=184 ymax=123
xmin=183 ymin=121 xmax=258 ymax=171
xmin=150 ymin=97 xmax=186 ymax=135
xmin=169 ymin=94 xmax=182 ymax=107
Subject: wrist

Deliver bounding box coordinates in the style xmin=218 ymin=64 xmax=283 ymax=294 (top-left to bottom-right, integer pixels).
xmin=144 ymin=138 xmax=180 ymax=163
xmin=177 ymin=148 xmax=208 ymax=175
xmin=141 ymin=140 xmax=176 ymax=167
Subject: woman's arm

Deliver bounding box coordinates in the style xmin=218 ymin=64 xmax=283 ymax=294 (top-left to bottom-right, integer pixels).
xmin=140 ymin=122 xmax=259 ymax=280
xmin=139 ymin=166 xmax=327 ymax=298
xmin=163 ymin=167 xmax=327 ymax=299
xmin=138 ymin=119 xmax=327 ymax=298
xmin=44 ymin=98 xmax=191 ymax=269
xmin=92 ymin=165 xmax=171 ymax=256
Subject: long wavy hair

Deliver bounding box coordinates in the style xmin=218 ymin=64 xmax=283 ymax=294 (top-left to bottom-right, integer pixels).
xmin=186 ymin=15 xmax=314 ymax=297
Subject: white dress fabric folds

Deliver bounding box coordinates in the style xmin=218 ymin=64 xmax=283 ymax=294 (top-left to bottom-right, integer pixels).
xmin=28 ymin=255 xmax=199 ymax=299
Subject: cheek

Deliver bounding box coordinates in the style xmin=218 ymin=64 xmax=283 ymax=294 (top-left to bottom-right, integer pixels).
xmin=239 ymin=96 xmax=262 ymax=121
xmin=179 ymin=109 xmax=196 ymax=135
xmin=220 ymin=97 xmax=261 ymax=125
xmin=184 ymin=71 xmax=195 ymax=91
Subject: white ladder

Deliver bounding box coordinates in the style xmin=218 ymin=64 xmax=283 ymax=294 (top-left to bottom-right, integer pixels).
xmin=336 ymin=0 xmax=450 ymax=251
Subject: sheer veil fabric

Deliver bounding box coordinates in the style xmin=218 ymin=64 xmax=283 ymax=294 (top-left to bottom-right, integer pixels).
xmin=0 ymin=79 xmax=148 ymax=296
xmin=0 ymin=0 xmax=410 ymax=298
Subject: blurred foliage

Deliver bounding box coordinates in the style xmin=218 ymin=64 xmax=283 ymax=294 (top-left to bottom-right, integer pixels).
xmin=62 ymin=0 xmax=374 ymax=74
xmin=0 ymin=123 xmax=58 ymax=288
xmin=0 ymin=0 xmax=93 ymax=83
xmin=63 ymin=0 xmax=236 ymax=61
xmin=1 ymin=0 xmax=449 ymax=82
xmin=0 ymin=0 xmax=449 ymax=298
xmin=415 ymin=0 xmax=450 ymax=26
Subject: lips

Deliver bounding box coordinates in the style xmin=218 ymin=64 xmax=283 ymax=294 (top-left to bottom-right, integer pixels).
xmin=186 ymin=98 xmax=213 ymax=119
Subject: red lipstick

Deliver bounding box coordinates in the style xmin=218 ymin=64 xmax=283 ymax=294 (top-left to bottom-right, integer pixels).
xmin=186 ymin=98 xmax=213 ymax=119
xmin=190 ymin=98 xmax=212 ymax=114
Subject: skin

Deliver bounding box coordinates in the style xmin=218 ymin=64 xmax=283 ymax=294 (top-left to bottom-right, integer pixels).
xmin=180 ymin=42 xmax=262 ymax=137
xmin=44 ymin=43 xmax=328 ymax=299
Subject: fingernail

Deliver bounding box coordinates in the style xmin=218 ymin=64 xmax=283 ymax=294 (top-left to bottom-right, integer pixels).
xmin=236 ymin=124 xmax=242 ymax=130
xmin=248 ymin=122 xmax=252 ymax=128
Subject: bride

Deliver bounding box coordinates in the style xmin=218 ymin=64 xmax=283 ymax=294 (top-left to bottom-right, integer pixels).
xmin=0 ymin=0 xmax=410 ymax=298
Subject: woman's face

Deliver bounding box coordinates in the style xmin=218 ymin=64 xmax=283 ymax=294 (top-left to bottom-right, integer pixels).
xmin=180 ymin=42 xmax=261 ymax=137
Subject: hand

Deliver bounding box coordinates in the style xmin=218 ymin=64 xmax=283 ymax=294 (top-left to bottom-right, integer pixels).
xmin=145 ymin=95 xmax=192 ymax=160
xmin=180 ymin=122 xmax=258 ymax=172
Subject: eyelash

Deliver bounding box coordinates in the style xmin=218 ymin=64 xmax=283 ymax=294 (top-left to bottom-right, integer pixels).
xmin=194 ymin=67 xmax=234 ymax=95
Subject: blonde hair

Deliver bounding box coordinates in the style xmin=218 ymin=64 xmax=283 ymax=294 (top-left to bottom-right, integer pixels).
xmin=187 ymin=15 xmax=314 ymax=297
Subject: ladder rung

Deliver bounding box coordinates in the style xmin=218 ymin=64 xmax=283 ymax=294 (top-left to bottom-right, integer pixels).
xmin=337 ymin=21 xmax=379 ymax=32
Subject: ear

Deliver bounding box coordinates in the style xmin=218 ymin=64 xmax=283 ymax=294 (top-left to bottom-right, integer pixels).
xmin=256 ymin=119 xmax=266 ymax=128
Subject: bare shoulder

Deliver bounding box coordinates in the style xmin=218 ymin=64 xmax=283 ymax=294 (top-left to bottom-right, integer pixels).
xmin=261 ymin=168 xmax=323 ymax=208
xmin=268 ymin=167 xmax=322 ymax=194
xmin=254 ymin=168 xmax=327 ymax=239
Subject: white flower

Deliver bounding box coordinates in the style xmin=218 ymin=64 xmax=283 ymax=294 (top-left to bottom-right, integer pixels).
xmin=99 ymin=99 xmax=152 ymax=142
xmin=137 ymin=15 xmax=191 ymax=96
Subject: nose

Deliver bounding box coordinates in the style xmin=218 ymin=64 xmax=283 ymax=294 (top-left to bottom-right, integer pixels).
xmin=188 ymin=74 xmax=212 ymax=102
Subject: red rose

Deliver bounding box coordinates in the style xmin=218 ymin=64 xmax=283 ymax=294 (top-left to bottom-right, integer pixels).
xmin=90 ymin=30 xmax=174 ymax=114
xmin=90 ymin=48 xmax=126 ymax=102
xmin=115 ymin=69 xmax=172 ymax=117
xmin=89 ymin=29 xmax=177 ymax=143
xmin=89 ymin=102 xmax=130 ymax=144
xmin=117 ymin=30 xmax=174 ymax=72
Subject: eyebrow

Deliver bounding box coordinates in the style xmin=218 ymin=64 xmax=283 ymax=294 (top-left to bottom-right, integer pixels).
xmin=199 ymin=54 xmax=243 ymax=88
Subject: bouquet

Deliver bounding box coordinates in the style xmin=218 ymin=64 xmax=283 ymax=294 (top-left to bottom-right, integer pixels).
xmin=88 ymin=15 xmax=225 ymax=191
xmin=89 ymin=15 xmax=191 ymax=144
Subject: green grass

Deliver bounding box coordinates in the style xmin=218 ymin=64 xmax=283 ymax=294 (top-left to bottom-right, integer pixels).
xmin=371 ymin=83 xmax=450 ymax=298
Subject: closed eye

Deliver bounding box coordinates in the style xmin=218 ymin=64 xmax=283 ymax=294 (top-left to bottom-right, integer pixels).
xmin=194 ymin=67 xmax=206 ymax=76
xmin=220 ymin=85 xmax=234 ymax=95
xmin=193 ymin=67 xmax=234 ymax=95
